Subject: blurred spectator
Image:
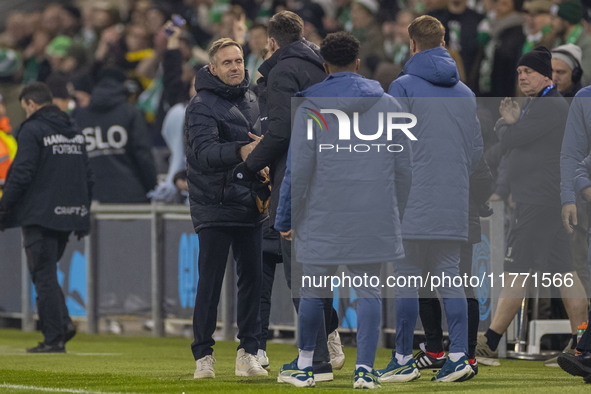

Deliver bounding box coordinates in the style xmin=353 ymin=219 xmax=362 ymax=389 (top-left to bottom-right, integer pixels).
xmin=145 ymin=5 xmax=171 ymax=38
xmin=522 ymin=0 xmax=554 ymax=53
xmin=551 ymin=0 xmax=591 ymax=86
xmin=552 ymin=43 xmax=584 ymax=97
xmin=0 ymin=48 xmax=22 ymax=82
xmin=0 ymin=49 xmax=25 ymax=126
xmin=246 ymin=23 xmax=268 ymax=86
xmin=149 ymin=24 xmax=197 ymax=203
xmin=45 ymin=36 xmax=72 ymax=77
xmin=80 ymin=1 xmax=121 ymax=54
xmin=60 ymin=43 xmax=88 ymax=76
xmin=373 ymin=61 xmax=403 ymax=91
xmin=73 ymin=68 xmax=157 ymax=203
xmin=45 ymin=73 xmax=74 ymax=113
xmin=295 ymin=0 xmax=327 ymax=38
xmin=350 ymin=0 xmax=386 ymax=77
xmin=70 ymin=72 xmax=94 ymax=109
xmin=423 ymin=0 xmax=448 ymax=13
xmin=22 ymin=29 xmax=52 ymax=84
xmin=41 ymin=3 xmax=64 ymax=38
xmin=90 ymin=2 xmax=121 ymax=33
xmin=217 ymin=5 xmax=248 ymax=47
xmin=60 ymin=5 xmax=83 ymax=39
xmin=430 ymin=0 xmax=484 ymax=90
xmin=0 ymin=11 xmax=29 ymax=49
xmin=478 ymin=0 xmax=524 ymax=96
xmin=177 ymin=0 xmax=214 ymax=48
xmin=95 ymin=24 xmax=152 ymax=73
xmin=128 ymin=0 xmax=151 ymax=25
xmin=383 ymin=9 xmax=414 ymax=67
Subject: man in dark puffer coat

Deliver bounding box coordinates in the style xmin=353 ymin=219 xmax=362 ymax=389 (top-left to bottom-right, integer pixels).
xmin=185 ymin=38 xmax=268 ymax=379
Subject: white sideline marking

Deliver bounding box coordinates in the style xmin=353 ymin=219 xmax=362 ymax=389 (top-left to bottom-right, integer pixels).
xmin=69 ymin=353 xmax=122 ymax=356
xmin=0 ymin=347 xmax=121 ymax=356
xmin=0 ymin=383 xmax=122 ymax=393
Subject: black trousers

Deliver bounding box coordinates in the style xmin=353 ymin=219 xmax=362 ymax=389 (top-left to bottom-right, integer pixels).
xmin=419 ymin=242 xmax=479 ymax=358
xmin=191 ymin=225 xmax=263 ymax=360
xmin=23 ymin=225 xmax=72 ymax=346
xmin=258 ymin=250 xmax=282 ymax=351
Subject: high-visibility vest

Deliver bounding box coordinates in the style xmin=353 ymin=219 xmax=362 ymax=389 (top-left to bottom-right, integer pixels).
xmin=0 ymin=117 xmax=17 ymax=197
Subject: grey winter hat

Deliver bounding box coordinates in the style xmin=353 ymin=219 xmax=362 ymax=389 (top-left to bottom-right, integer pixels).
xmin=552 ymin=43 xmax=583 ymax=71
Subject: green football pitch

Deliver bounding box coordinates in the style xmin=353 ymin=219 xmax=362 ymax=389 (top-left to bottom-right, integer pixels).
xmin=0 ymin=329 xmax=589 ymax=393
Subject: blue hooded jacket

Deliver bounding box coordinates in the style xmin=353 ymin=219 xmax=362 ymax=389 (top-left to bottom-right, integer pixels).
xmin=275 ymin=72 xmax=413 ymax=265
xmin=560 ymin=86 xmax=591 ymax=206
xmin=388 ymin=46 xmax=483 ymax=241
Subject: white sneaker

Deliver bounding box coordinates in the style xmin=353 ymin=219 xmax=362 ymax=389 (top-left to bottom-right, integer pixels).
xmin=194 ymin=354 xmax=215 ymax=379
xmin=257 ymin=349 xmax=270 ymax=371
xmin=235 ymin=348 xmax=269 ymax=377
xmin=328 ymin=330 xmax=345 ymax=370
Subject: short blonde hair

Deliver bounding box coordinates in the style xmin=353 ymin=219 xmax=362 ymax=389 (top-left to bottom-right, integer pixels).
xmin=408 ymin=15 xmax=445 ymax=51
xmin=208 ymin=38 xmax=243 ymax=63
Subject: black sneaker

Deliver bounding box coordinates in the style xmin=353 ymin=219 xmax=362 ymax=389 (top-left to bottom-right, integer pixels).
xmin=26 ymin=342 xmax=65 ymax=353
xmin=312 ymin=361 xmax=333 ymax=382
xmin=415 ymin=350 xmax=446 ymax=369
xmin=558 ymin=352 xmax=591 ymax=378
xmin=65 ymin=322 xmax=77 ymax=343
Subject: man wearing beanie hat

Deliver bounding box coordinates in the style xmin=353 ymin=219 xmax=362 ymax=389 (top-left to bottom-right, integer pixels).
xmin=476 ymin=46 xmax=589 ymax=363
xmin=552 ymin=43 xmax=583 ymax=97
xmin=551 ymin=0 xmax=591 ymax=85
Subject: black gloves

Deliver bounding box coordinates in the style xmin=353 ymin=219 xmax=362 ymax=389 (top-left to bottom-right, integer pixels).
xmin=233 ymin=162 xmax=271 ymax=214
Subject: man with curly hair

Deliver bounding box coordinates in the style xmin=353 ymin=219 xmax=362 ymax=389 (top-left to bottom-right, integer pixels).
xmin=274 ymin=31 xmax=412 ymax=389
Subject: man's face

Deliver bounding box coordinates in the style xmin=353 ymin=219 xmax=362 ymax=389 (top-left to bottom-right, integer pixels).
xmin=525 ymin=12 xmax=550 ymax=34
xmin=20 ymin=99 xmax=38 ymax=119
xmin=351 ymin=2 xmax=373 ymax=28
xmin=248 ymin=27 xmax=268 ymax=54
xmin=495 ymin=0 xmax=515 ymax=18
xmin=517 ymin=65 xmax=550 ymax=96
xmin=552 ymin=57 xmax=573 ymax=93
xmin=210 ymin=45 xmax=245 ymax=86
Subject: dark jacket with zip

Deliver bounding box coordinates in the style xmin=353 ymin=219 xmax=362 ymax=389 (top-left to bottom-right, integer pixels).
xmin=496 ymin=86 xmax=568 ymax=208
xmin=185 ymin=65 xmax=266 ymax=232
xmin=244 ymin=40 xmax=326 ymax=224
xmin=0 ymin=105 xmax=92 ymax=232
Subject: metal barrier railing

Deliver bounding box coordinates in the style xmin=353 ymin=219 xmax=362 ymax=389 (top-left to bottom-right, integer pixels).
xmin=12 ymin=201 xmax=505 ymax=345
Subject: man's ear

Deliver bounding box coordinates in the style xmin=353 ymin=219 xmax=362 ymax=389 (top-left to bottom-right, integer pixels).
xmin=268 ymin=37 xmax=278 ymax=53
xmin=355 ymin=58 xmax=360 ymax=72
xmin=323 ymin=62 xmax=331 ymax=74
xmin=209 ymin=63 xmax=217 ymax=76
xmin=410 ymin=39 xmax=417 ymax=55
xmin=441 ymin=39 xmax=446 ymax=47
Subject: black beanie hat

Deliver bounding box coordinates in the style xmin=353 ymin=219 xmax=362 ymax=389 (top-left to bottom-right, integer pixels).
xmin=517 ymin=46 xmax=553 ymax=79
